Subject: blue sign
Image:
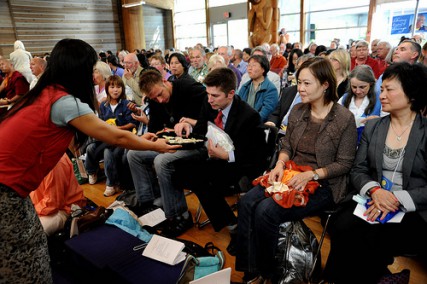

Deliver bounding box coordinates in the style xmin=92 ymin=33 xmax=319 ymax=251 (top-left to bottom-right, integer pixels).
xmin=391 ymin=14 xmax=411 ymax=35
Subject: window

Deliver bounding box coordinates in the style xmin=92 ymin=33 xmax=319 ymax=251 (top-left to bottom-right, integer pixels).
xmin=279 ymin=0 xmax=301 ymax=45
xmin=174 ymin=0 xmax=207 ymax=50
xmin=303 ymin=0 xmax=370 ymax=47
xmin=373 ymin=0 xmax=426 ymax=46
xmin=209 ymin=0 xmax=246 ymax=8
xmin=305 ymin=6 xmax=368 ymax=46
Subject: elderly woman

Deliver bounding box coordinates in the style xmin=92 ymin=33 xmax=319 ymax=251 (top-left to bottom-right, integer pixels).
xmin=167 ymin=52 xmax=191 ymax=82
xmin=237 ymin=54 xmax=279 ymax=122
xmin=324 ymin=62 xmax=427 ymax=284
xmin=329 ymin=48 xmax=351 ymax=98
xmin=93 ymin=60 xmax=112 ymax=104
xmin=233 ymin=57 xmax=357 ymax=283
xmin=207 ymin=54 xmax=227 ymax=72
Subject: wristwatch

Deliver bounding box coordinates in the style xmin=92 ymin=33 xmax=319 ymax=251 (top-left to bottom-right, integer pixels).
xmin=312 ymin=170 xmax=319 ymax=181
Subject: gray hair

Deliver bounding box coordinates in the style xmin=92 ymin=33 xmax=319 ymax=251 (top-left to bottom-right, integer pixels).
xmin=377 ymin=41 xmax=391 ymax=50
xmin=251 ymin=46 xmax=267 ymax=57
xmin=219 ymin=46 xmax=233 ymax=57
xmin=94 ymin=60 xmax=112 ymax=81
xmin=355 ymin=40 xmax=369 ymax=49
xmin=191 ymin=46 xmax=206 ymax=57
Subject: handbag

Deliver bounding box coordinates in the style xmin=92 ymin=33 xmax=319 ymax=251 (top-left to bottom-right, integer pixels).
xmin=275 ymin=220 xmax=321 ymax=284
xmin=77 ymin=206 xmax=113 ymax=232
xmin=176 ymin=241 xmax=224 ymax=284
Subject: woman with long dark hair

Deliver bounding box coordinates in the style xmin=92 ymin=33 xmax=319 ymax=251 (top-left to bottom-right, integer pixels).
xmin=284 ymin=48 xmax=303 ymax=86
xmin=0 ymin=38 xmax=178 ymax=283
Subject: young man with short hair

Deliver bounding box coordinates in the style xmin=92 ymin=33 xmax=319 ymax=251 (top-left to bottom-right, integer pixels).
xmin=127 ymin=69 xmax=206 ymax=237
xmin=174 ymin=67 xmax=267 ymax=237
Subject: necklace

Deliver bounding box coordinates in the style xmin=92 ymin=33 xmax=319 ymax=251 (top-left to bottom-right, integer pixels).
xmin=311 ymin=102 xmax=333 ymax=119
xmin=390 ymin=120 xmax=413 ymax=142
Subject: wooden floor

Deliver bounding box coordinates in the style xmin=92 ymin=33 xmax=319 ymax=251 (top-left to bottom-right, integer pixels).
xmin=82 ymin=181 xmax=427 ymax=284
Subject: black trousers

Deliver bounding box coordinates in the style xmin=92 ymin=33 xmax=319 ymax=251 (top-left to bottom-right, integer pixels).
xmin=176 ymin=157 xmax=261 ymax=231
xmin=324 ymin=202 xmax=427 ymax=284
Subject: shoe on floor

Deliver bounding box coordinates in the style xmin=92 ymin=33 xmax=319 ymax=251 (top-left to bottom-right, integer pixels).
xmin=161 ymin=212 xmax=194 ymax=238
xmin=104 ymin=185 xmax=117 ymax=197
xmin=88 ymin=173 xmax=97 ymax=185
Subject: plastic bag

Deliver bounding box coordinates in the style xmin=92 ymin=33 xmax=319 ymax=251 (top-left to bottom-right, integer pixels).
xmin=206 ymin=122 xmax=234 ymax=152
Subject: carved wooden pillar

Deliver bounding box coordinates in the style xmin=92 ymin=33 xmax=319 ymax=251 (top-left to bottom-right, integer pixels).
xmin=248 ymin=0 xmax=279 ymax=48
xmin=121 ymin=1 xmax=146 ymax=51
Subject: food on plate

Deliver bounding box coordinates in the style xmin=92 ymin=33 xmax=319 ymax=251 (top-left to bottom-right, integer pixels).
xmin=162 ymin=135 xmax=204 ymax=144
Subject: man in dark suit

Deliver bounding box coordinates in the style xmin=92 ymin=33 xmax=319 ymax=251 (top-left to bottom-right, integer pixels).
xmin=174 ymin=67 xmax=267 ymax=235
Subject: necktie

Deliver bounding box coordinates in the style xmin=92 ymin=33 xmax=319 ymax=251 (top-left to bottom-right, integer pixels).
xmin=214 ymin=110 xmax=223 ymax=129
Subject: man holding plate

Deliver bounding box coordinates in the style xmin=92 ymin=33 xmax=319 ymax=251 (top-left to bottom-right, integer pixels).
xmin=127 ymin=69 xmax=206 ymax=236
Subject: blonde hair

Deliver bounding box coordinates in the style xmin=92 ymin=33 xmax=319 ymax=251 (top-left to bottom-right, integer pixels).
xmin=94 ymin=61 xmax=112 ymax=81
xmin=207 ymin=54 xmax=226 ymax=71
xmin=329 ymin=48 xmax=351 ymax=78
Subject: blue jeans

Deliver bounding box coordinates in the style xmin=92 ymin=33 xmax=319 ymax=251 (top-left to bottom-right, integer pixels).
xmin=103 ymin=147 xmax=125 ymax=186
xmin=85 ymin=141 xmax=124 ymax=187
xmin=84 ymin=142 xmax=100 ymax=175
xmin=127 ymin=149 xmax=202 ymax=218
xmin=235 ymin=184 xmax=333 ymax=278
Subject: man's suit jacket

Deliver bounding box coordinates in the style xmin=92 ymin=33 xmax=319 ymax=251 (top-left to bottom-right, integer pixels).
xmin=267 ymin=85 xmax=298 ymax=127
xmin=193 ymin=95 xmax=267 ymax=177
xmin=351 ymin=114 xmax=427 ymax=221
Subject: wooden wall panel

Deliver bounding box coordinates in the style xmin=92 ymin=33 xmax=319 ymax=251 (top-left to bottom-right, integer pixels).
xmin=0 ymin=0 xmax=16 ymax=57
xmin=6 ymin=0 xmax=122 ymax=56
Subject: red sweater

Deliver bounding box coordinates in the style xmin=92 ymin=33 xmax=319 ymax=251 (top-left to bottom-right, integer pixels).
xmin=270 ymin=55 xmax=288 ymax=75
xmin=351 ymin=56 xmax=381 ymax=78
xmin=0 ymin=71 xmax=29 ymax=99
xmin=0 ymin=85 xmax=74 ymax=197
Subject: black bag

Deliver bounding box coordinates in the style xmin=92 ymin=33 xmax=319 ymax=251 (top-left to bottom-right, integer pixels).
xmin=275 ymin=220 xmax=321 ymax=284
xmin=176 ymin=239 xmax=217 ymax=258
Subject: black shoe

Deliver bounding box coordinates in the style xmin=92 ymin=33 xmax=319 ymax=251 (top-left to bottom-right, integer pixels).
xmin=161 ymin=212 xmax=194 ymax=238
xmin=227 ymin=232 xmax=237 ymax=256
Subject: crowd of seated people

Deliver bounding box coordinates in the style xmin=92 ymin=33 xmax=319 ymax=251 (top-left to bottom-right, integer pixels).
xmin=104 ymin=39 xmax=426 ymax=283
xmin=3 ymin=36 xmax=427 ymax=283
